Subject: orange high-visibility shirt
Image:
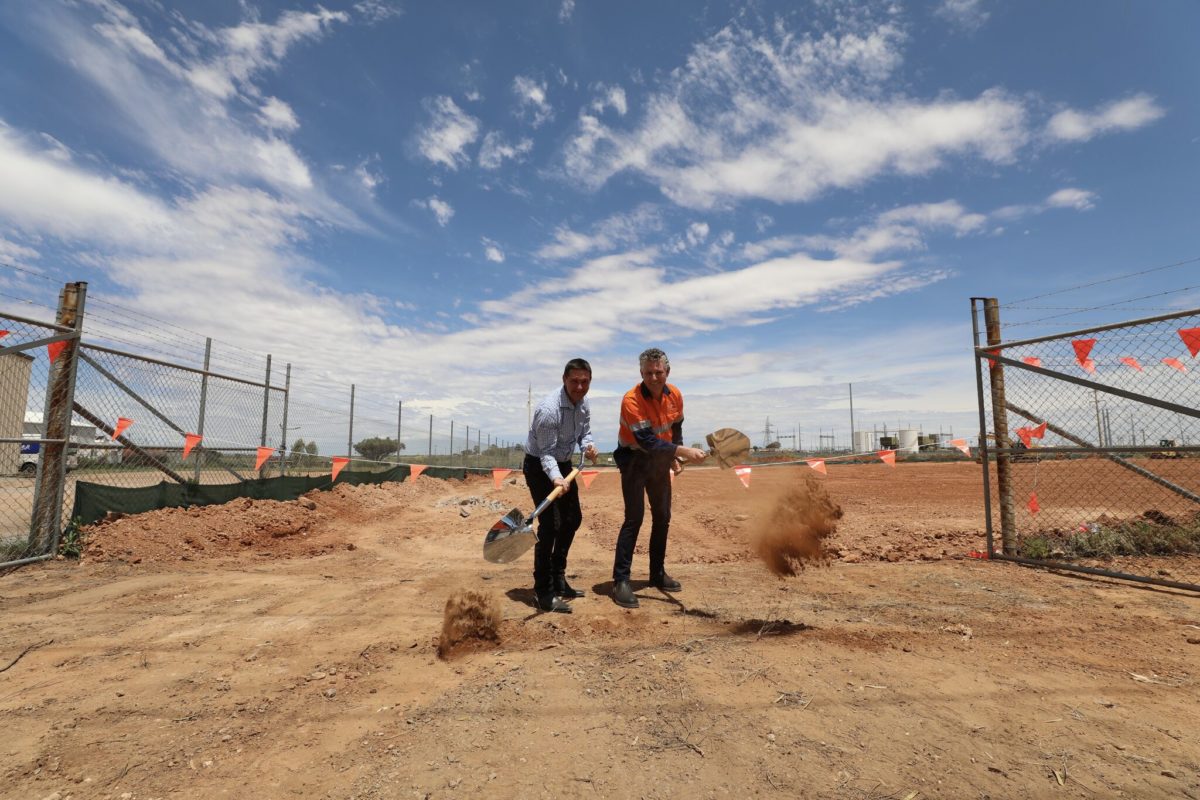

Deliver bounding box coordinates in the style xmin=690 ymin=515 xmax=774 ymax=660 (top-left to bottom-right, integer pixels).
xmin=617 ymin=382 xmax=683 ymax=452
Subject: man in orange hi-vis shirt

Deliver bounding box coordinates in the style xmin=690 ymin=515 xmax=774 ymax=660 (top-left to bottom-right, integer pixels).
xmin=610 ymin=348 xmax=708 ymax=609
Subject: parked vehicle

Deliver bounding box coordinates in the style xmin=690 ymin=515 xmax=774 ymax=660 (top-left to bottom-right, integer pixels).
xmin=18 ymin=436 xmax=79 ymax=474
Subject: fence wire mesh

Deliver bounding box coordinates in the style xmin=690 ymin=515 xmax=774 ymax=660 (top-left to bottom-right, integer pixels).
xmin=975 ymin=301 xmax=1200 ymax=590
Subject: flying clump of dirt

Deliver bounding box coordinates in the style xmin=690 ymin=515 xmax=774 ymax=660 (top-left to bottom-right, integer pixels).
xmin=751 ymin=473 xmax=843 ymax=577
xmin=437 ymin=589 xmax=502 ymax=660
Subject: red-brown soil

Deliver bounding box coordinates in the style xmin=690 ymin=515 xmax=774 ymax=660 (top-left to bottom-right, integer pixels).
xmin=1 ymin=463 xmax=1197 ymax=799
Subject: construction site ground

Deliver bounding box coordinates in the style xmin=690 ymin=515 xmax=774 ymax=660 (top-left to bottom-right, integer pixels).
xmin=1 ymin=461 xmax=1198 ymax=800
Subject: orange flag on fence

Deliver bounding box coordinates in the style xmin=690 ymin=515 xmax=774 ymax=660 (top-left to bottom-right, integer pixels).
xmin=984 ymin=348 xmax=999 ymax=369
xmin=491 ymin=468 xmax=512 ymax=490
xmin=1015 ymin=427 xmax=1033 ymax=448
xmin=1163 ymin=357 xmax=1187 ymax=373
xmin=1027 ymin=492 xmax=1040 ymax=514
xmin=734 ymin=465 xmax=752 ymax=488
xmin=0 ymin=330 xmax=8 ymax=338
xmin=1022 ymin=356 xmax=1042 ymax=367
xmin=806 ymin=459 xmax=827 ymax=475
xmin=579 ymin=470 xmax=599 ymax=489
xmin=112 ymin=417 xmax=133 ymax=440
xmin=950 ymin=438 xmax=971 ymax=456
xmin=1178 ymin=327 xmax=1200 ymax=358
xmin=1072 ymin=338 xmax=1096 ymax=367
xmin=1031 ymin=421 xmax=1047 ymax=439
xmin=408 ymin=464 xmax=427 ymax=481
xmin=48 ymin=341 xmax=68 ymax=363
xmin=331 ymin=456 xmax=349 ymax=480
xmin=182 ymin=433 xmax=203 ymax=459
xmin=1119 ymin=356 xmax=1143 ymax=372
xmin=877 ymin=450 xmax=896 ymax=467
xmin=1081 ymin=358 xmax=1096 ymax=374
xmin=255 ymin=447 xmax=275 ymax=470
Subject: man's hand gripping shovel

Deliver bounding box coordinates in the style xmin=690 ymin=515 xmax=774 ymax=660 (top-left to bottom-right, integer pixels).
xmin=675 ymin=427 xmax=753 ymax=473
xmin=483 ymin=451 xmax=593 ymax=563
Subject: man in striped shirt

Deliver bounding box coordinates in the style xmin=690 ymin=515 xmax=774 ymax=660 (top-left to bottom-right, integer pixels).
xmin=611 ymin=348 xmax=708 ymax=609
xmin=523 ymin=358 xmax=598 ymax=613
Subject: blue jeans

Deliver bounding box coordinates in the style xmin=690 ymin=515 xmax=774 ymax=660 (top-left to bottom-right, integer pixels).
xmin=612 ymin=449 xmax=672 ymax=582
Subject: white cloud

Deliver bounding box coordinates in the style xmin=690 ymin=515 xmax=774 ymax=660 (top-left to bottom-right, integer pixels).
xmin=418 ymin=196 xmax=454 ymax=226
xmin=1046 ymin=94 xmax=1165 ymax=142
xmin=685 ymin=222 xmax=710 ymax=246
xmin=355 ymin=157 xmax=384 ymax=196
xmin=563 ymin=21 xmax=1030 ymax=209
xmin=354 ymin=0 xmax=402 ymax=23
xmin=559 ymin=0 xmax=575 ymax=23
xmin=513 ymin=76 xmax=553 ymax=128
xmin=416 ymin=96 xmax=481 ymax=169
xmin=536 ymin=204 xmax=662 ymax=260
xmin=935 ymin=0 xmax=990 ymax=32
xmin=482 ymin=238 xmax=506 ymax=263
xmin=258 ymin=97 xmax=299 ymax=132
xmin=1044 ymin=188 xmax=1096 ymax=210
xmin=590 ymin=84 xmax=627 ymax=116
xmin=478 ymin=132 xmax=533 ymax=169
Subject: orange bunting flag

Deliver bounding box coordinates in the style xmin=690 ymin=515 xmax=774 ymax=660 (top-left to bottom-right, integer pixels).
xmin=1071 ymin=338 xmax=1096 ymax=367
xmin=1015 ymin=427 xmax=1033 ymax=448
xmin=182 ymin=433 xmax=203 ymax=459
xmin=1080 ymin=357 xmax=1096 ymax=374
xmin=1031 ymin=421 xmax=1047 ymax=439
xmin=1119 ymin=356 xmax=1143 ymax=372
xmin=950 ymin=438 xmax=970 ymax=456
xmin=984 ymin=348 xmax=999 ymax=369
xmin=877 ymin=449 xmax=896 ymax=467
xmin=1163 ymin=357 xmax=1187 ymax=373
xmin=1178 ymin=327 xmax=1200 ymax=358
xmin=491 ymin=468 xmax=513 ymax=490
xmin=111 ymin=417 xmax=133 ymax=441
xmin=1021 ymin=356 xmax=1042 ymax=367
xmin=734 ymin=465 xmax=752 ymax=488
xmin=254 ymin=447 xmax=275 ymax=470
xmin=1027 ymin=492 xmax=1040 ymax=514
xmin=408 ymin=464 xmax=427 ymax=481
xmin=579 ymin=470 xmax=599 ymax=489
xmin=47 ymin=340 xmax=68 ymax=363
xmin=331 ymin=456 xmax=350 ymax=480
xmin=806 ymin=459 xmax=827 ymax=475
xmin=0 ymin=330 xmax=8 ymax=338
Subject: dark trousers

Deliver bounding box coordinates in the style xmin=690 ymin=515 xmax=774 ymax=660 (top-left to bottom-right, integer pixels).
xmin=523 ymin=455 xmax=582 ymax=599
xmin=612 ymin=451 xmax=672 ymax=582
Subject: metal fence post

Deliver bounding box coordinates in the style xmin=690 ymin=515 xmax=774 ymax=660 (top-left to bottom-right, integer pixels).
xmin=259 ymin=354 xmax=271 ymax=477
xmin=428 ymin=414 xmax=433 ymax=456
xmin=30 ymin=281 xmax=86 ymax=555
xmin=280 ymin=363 xmax=291 ymax=477
xmin=396 ymin=400 xmax=402 ymax=463
xmin=195 ymin=337 xmax=211 ymax=483
xmin=450 ymin=420 xmax=454 ymax=462
xmin=984 ymin=298 xmax=1016 ymax=554
xmin=348 ymin=383 xmax=355 ymax=460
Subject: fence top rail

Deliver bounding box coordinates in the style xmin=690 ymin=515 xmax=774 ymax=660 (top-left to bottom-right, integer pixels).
xmin=975 ymin=304 xmax=1200 ymax=352
xmin=81 ymin=341 xmax=286 ymax=392
xmin=0 ymin=310 xmax=74 ymax=332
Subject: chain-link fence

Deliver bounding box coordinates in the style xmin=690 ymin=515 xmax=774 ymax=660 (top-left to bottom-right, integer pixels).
xmin=972 ymin=297 xmax=1200 ymax=591
xmin=0 ymin=282 xmax=527 ymax=568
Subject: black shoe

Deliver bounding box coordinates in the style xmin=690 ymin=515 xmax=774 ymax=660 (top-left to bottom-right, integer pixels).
xmin=611 ymin=580 xmax=639 ymax=608
xmin=555 ymin=573 xmax=586 ymax=599
xmin=651 ymin=573 xmax=682 ymax=592
xmin=537 ymin=594 xmax=572 ymax=614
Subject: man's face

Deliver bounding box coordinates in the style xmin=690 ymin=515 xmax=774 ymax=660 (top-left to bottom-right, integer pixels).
xmin=640 ymin=359 xmax=669 ymax=395
xmin=563 ymin=369 xmax=591 ymax=404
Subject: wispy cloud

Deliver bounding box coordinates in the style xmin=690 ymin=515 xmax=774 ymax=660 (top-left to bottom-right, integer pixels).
xmin=935 ymin=0 xmax=990 ymax=32
xmin=478 ymin=131 xmax=533 ymax=169
xmin=482 ymin=238 xmax=506 ymax=263
xmin=513 ymin=76 xmax=553 ymax=128
xmin=536 ymin=204 xmax=663 ymax=260
xmin=1046 ymin=94 xmax=1165 ymax=142
xmin=417 ymin=195 xmax=455 ymax=226
xmin=559 ymin=0 xmax=575 ymax=23
xmin=416 ymin=96 xmax=481 ymax=169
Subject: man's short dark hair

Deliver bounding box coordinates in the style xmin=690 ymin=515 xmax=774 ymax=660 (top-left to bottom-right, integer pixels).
xmin=563 ymin=358 xmax=592 ymax=378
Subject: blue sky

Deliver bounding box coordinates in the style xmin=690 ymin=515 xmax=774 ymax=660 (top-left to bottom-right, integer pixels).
xmin=0 ymin=0 xmax=1196 ymax=452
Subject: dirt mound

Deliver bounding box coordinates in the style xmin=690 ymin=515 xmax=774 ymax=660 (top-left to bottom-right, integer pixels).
xmin=750 ymin=473 xmax=842 ymax=576
xmin=437 ymin=589 xmax=501 ymax=659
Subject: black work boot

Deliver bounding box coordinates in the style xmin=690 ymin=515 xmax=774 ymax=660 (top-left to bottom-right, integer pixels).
xmin=537 ymin=594 xmax=572 ymax=613
xmin=554 ymin=571 xmax=586 ymax=599
xmin=651 ymin=572 xmax=682 ymax=592
xmin=612 ymin=580 xmax=639 ymax=608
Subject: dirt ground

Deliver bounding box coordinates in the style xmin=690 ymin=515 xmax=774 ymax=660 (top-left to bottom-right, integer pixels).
xmin=1 ymin=462 xmax=1198 ymax=800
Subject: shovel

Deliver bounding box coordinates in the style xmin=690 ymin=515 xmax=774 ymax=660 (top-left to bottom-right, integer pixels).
xmin=483 ymin=463 xmax=581 ymax=563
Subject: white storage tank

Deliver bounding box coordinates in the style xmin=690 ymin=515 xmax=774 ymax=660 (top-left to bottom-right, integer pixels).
xmin=852 ymin=431 xmax=874 ymax=454
xmin=897 ymin=429 xmax=920 ymax=454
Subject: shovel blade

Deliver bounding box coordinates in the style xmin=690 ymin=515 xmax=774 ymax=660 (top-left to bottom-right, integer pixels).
xmin=483 ymin=508 xmax=535 ymax=563
xmin=707 ymin=428 xmax=752 ymax=469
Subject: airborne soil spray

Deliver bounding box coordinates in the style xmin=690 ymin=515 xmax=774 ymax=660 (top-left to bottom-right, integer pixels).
xmin=437 ymin=589 xmax=502 ymax=659
xmin=750 ymin=472 xmax=843 ymax=576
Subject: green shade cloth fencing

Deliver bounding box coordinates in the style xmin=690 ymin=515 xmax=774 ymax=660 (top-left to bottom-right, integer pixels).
xmin=71 ymin=465 xmax=490 ymax=527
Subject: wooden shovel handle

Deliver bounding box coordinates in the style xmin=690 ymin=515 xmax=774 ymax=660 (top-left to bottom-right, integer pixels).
xmin=528 ymin=467 xmax=581 ymax=524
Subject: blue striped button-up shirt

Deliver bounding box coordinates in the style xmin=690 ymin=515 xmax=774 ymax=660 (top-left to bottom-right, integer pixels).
xmin=525 ymin=387 xmax=594 ymax=481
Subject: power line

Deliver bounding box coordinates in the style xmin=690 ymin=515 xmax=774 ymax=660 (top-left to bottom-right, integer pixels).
xmin=1004 ymin=255 xmax=1200 ymax=305
xmin=1003 ymin=285 xmax=1200 ymax=329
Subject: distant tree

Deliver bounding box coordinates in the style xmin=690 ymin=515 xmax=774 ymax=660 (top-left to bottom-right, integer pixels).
xmin=305 ymin=441 xmax=319 ymax=456
xmin=766 ymin=441 xmax=781 ymax=450
xmin=291 ymin=437 xmax=307 ymax=455
xmin=355 ymin=436 xmax=399 ymax=462
xmin=691 ymin=442 xmax=704 ymax=449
